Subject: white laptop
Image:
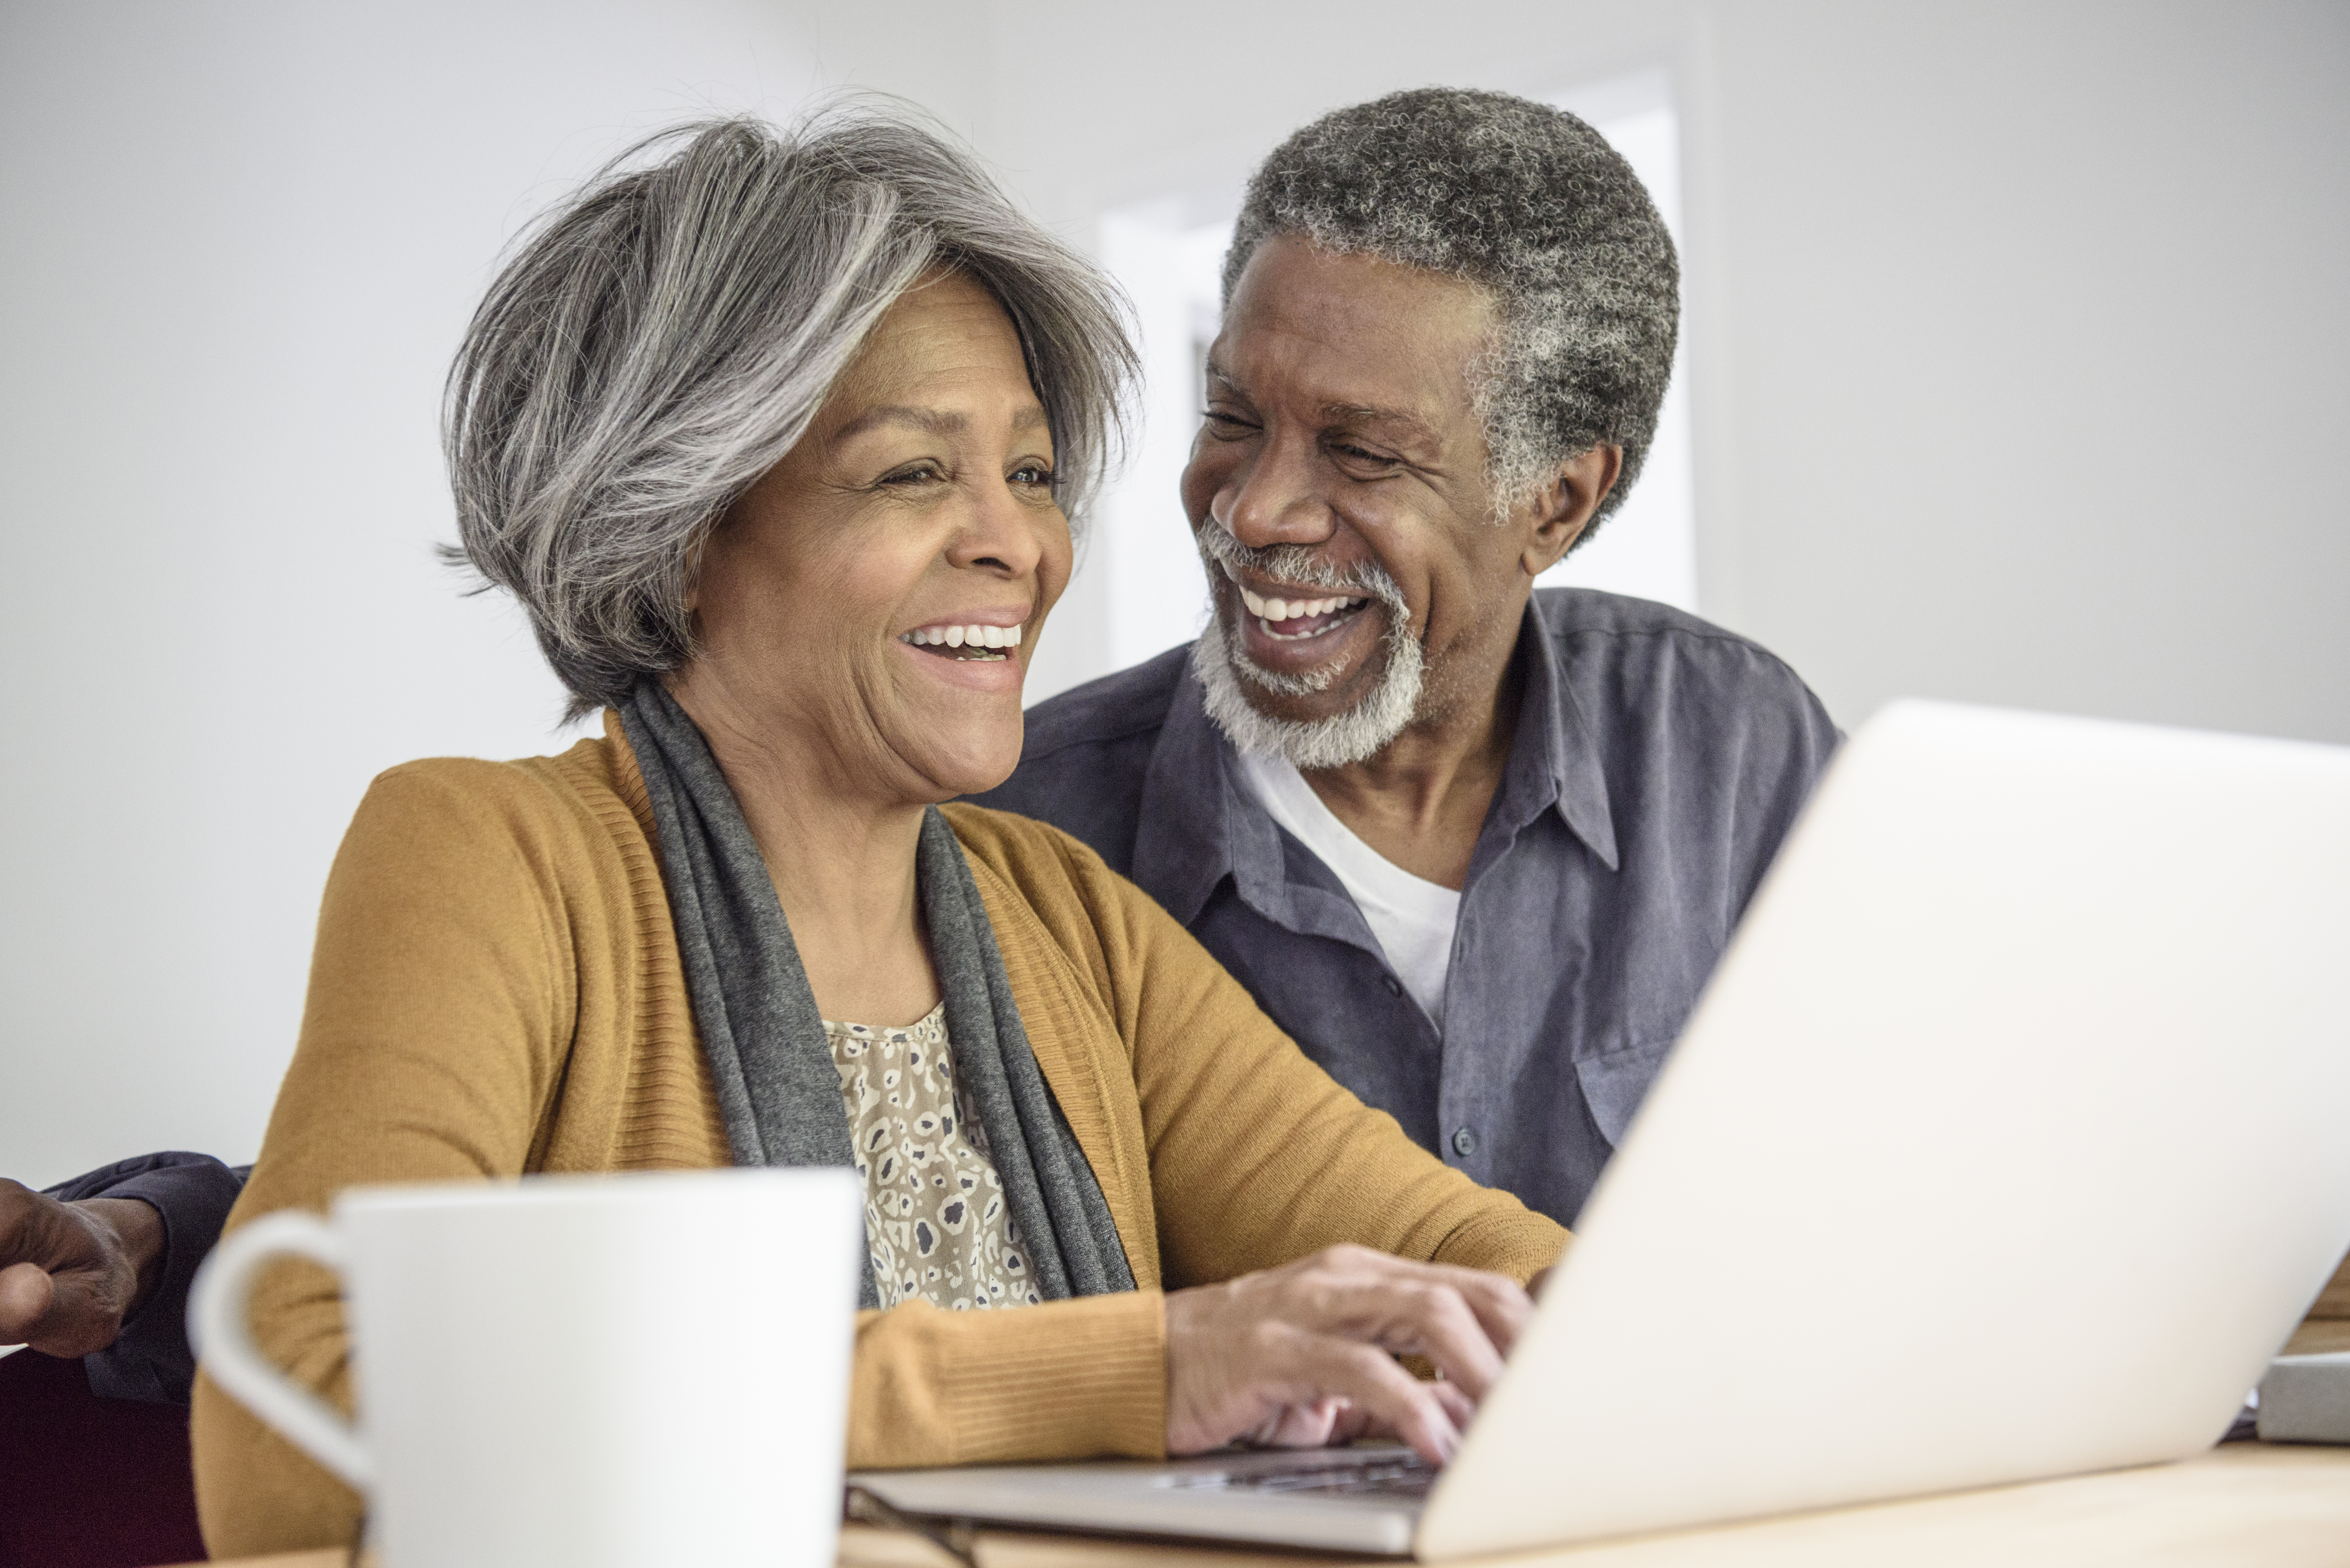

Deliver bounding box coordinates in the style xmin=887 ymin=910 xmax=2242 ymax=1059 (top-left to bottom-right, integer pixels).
xmin=854 ymin=700 xmax=2350 ymax=1559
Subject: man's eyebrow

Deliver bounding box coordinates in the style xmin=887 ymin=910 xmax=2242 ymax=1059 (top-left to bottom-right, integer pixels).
xmin=1322 ymin=402 xmax=1444 ymax=448
xmin=1204 ymin=361 xmax=1442 ymax=449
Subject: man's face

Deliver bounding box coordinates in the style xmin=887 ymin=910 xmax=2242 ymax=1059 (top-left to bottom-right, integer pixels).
xmin=1181 ymin=235 xmax=1539 ymax=762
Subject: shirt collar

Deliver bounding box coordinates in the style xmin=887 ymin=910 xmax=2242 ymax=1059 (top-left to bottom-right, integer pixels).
xmin=1497 ymin=599 xmax=1620 ymax=872
xmin=1131 ymin=653 xmax=1288 ymax=928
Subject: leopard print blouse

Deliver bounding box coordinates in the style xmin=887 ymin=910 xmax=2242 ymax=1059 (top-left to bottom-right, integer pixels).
xmin=823 ymin=1004 xmax=1040 ymax=1311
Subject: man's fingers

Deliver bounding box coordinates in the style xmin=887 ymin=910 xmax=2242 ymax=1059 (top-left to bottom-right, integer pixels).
xmin=0 ymin=1260 xmax=55 ymax=1343
xmin=1 ymin=1262 xmax=123 ymax=1358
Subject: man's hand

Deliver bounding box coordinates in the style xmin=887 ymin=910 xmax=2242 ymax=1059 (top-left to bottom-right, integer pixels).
xmin=0 ymin=1179 xmax=166 ymax=1357
xmin=1164 ymin=1245 xmax=1537 ymax=1467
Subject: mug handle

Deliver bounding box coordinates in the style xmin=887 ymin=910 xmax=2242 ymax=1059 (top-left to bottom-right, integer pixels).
xmin=189 ymin=1210 xmax=375 ymax=1493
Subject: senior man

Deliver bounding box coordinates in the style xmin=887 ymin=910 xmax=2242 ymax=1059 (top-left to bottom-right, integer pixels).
xmin=6 ymin=88 xmax=1821 ymax=1377
xmin=975 ymin=87 xmax=1835 ymax=1227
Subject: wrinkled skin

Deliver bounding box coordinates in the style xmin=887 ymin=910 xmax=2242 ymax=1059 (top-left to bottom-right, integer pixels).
xmin=0 ymin=1179 xmax=164 ymax=1357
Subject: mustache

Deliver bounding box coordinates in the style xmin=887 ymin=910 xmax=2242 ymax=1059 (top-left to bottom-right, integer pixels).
xmin=1193 ymin=523 xmax=1409 ymax=616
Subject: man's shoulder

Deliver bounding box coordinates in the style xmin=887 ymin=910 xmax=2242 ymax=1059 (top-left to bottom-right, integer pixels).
xmin=1532 ymin=587 xmax=1840 ymax=817
xmin=1533 ymin=588 xmax=1825 ymax=713
xmin=1017 ymin=644 xmax=1194 ymax=761
xmin=968 ymin=646 xmax=1194 ymax=874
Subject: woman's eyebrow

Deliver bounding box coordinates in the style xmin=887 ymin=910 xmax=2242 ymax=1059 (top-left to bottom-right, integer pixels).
xmin=831 ymin=404 xmax=1050 ymax=440
xmin=833 ymin=405 xmax=967 ymax=441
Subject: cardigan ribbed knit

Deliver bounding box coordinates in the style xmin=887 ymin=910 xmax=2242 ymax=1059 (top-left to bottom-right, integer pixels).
xmin=190 ymin=716 xmax=1570 ymax=1559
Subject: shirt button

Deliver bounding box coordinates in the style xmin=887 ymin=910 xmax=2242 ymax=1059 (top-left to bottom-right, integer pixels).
xmin=1450 ymin=1126 xmax=1477 ymax=1157
xmin=1382 ymin=975 xmax=1403 ymax=997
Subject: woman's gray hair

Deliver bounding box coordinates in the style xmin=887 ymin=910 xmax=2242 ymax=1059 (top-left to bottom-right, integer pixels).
xmin=1224 ymin=87 xmax=1677 ymax=534
xmin=445 ymin=104 xmax=1138 ymax=719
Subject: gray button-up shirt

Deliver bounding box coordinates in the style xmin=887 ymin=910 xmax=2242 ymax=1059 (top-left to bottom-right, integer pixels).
xmin=971 ymin=588 xmax=1839 ymax=1227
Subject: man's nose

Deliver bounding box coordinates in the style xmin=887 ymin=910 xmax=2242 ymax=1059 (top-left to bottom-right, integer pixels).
xmin=1216 ymin=432 xmax=1334 ymax=551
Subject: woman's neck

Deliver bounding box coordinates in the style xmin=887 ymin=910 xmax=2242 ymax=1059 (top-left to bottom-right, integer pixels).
xmin=664 ymin=674 xmax=943 ymax=1028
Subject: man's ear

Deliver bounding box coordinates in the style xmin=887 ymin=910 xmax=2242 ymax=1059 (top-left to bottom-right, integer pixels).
xmin=1519 ymin=444 xmax=1623 ymax=577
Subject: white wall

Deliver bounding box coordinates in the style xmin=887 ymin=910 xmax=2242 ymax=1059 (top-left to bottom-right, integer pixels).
xmin=6 ymin=0 xmax=2345 ymax=1185
xmin=1693 ymin=2 xmax=2350 ymax=742
xmin=0 ymin=1 xmax=818 ymax=1186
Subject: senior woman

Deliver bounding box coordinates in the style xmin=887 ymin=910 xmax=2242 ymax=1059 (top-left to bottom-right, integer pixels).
xmin=191 ymin=108 xmax=1569 ymax=1558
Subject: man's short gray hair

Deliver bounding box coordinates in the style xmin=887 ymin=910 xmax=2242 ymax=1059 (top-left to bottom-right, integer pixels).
xmin=1223 ymin=87 xmax=1677 ymax=533
xmin=446 ymin=106 xmax=1138 ymax=719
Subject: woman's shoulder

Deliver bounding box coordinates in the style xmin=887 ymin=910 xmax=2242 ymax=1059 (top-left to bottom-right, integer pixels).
xmin=340 ymin=729 xmax=653 ymax=883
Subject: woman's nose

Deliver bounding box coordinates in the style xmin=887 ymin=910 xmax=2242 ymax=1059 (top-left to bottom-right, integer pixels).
xmin=950 ymin=476 xmax=1050 ymax=577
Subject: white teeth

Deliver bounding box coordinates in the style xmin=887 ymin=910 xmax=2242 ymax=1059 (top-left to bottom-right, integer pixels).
xmin=901 ymin=622 xmax=1024 ymax=650
xmin=1234 ymin=585 xmax=1366 ymax=625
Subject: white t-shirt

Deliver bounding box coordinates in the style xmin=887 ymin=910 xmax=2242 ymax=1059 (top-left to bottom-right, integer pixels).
xmin=1236 ymin=751 xmax=1462 ymax=1028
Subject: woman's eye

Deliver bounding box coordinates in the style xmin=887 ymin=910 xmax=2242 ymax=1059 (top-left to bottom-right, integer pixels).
xmin=879 ymin=464 xmax=945 ymax=487
xmin=1009 ymin=464 xmax=1054 ymax=487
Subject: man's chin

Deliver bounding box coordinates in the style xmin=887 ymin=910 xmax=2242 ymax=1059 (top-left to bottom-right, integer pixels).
xmin=1194 ymin=611 xmax=1426 ymax=771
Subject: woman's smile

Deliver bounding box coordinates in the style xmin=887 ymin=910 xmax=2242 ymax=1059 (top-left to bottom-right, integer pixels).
xmin=896 ymin=609 xmax=1031 ymax=693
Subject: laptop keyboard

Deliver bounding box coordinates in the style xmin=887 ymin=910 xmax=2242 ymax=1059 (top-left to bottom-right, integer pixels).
xmin=1157 ymin=1453 xmax=1437 ymax=1499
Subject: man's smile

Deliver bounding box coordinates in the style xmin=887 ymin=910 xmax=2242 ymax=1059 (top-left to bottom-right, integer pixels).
xmin=1217 ymin=559 xmax=1383 ymax=664
xmin=1235 ymin=582 xmax=1371 ymax=641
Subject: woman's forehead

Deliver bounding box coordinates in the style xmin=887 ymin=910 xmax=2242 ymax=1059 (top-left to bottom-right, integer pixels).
xmin=824 ymin=274 xmax=1043 ymax=432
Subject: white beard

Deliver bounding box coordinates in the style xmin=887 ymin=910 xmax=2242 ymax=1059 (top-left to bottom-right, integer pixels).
xmin=1190 ymin=534 xmax=1426 ymax=770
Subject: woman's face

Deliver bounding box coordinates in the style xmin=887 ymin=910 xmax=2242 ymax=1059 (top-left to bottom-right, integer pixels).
xmin=683 ymin=271 xmax=1071 ymax=803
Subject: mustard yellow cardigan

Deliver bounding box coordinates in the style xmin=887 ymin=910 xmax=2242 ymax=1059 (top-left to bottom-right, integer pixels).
xmin=192 ymin=718 xmax=1570 ymax=1558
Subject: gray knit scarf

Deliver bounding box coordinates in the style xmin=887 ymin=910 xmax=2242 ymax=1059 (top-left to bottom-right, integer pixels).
xmin=618 ymin=682 xmax=1134 ymax=1309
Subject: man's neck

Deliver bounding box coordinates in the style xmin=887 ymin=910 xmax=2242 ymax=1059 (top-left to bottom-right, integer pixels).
xmin=1299 ymin=642 xmax=1524 ymax=892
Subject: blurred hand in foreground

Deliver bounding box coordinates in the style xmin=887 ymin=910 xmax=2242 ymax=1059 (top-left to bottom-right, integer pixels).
xmin=1164 ymin=1244 xmax=1537 ymax=1466
xmin=0 ymin=1178 xmax=164 ymax=1356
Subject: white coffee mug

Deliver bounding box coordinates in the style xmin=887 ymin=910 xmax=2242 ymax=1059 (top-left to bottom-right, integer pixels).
xmin=192 ymin=1168 xmax=864 ymax=1568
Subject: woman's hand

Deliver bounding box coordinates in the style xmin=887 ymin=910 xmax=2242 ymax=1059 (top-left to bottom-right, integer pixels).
xmin=1163 ymin=1244 xmax=1537 ymax=1466
xmin=0 ymin=1180 xmax=164 ymax=1356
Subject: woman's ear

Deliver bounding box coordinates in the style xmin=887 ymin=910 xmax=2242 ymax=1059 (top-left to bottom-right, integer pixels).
xmin=1519 ymin=444 xmax=1623 ymax=577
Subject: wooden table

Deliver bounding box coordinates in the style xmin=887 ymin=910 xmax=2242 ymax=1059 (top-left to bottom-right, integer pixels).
xmin=183 ymin=1440 xmax=2350 ymax=1568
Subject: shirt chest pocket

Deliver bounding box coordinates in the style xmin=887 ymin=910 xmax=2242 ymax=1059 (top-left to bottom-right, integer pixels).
xmin=1572 ymin=1036 xmax=1676 ymax=1149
